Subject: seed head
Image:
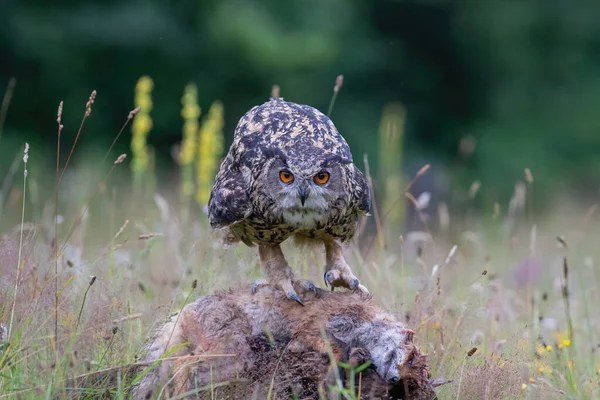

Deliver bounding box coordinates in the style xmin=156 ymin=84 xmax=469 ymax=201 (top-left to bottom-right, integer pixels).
xmin=416 ymin=164 xmax=430 ymax=177
xmin=139 ymin=232 xmax=163 ymax=240
xmin=334 ymin=75 xmax=344 ymax=93
xmin=556 ymin=235 xmax=568 ymax=248
xmin=114 ymin=154 xmax=127 ymax=165
xmin=524 ymin=168 xmax=534 ymax=184
xmin=57 ymin=101 xmax=63 ymax=125
xmin=469 ymin=181 xmax=481 ymax=199
xmin=128 ymin=106 xmax=141 ymax=120
xmin=271 ymin=84 xmax=280 ymax=99
xmin=445 ymin=245 xmax=458 ymax=265
xmin=85 ymin=90 xmax=97 ymax=117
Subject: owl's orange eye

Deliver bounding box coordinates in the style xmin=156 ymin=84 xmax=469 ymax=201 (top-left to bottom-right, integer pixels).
xmin=279 ymin=170 xmax=294 ymax=183
xmin=314 ymin=172 xmax=330 ymax=185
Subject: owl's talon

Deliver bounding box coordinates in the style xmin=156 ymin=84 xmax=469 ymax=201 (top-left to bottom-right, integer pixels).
xmin=324 ymin=269 xmax=368 ymax=293
xmin=287 ymin=291 xmax=304 ymax=306
xmin=293 ymin=278 xmax=319 ymax=297
xmin=251 ymin=278 xmax=269 ymax=295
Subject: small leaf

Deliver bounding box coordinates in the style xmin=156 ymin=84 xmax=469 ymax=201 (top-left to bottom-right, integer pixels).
xmin=57 ymin=275 xmax=74 ymax=297
xmin=354 ymin=360 xmax=372 ymax=373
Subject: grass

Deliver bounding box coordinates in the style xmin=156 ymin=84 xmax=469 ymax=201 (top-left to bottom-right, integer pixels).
xmin=1 ymin=82 xmax=600 ymax=400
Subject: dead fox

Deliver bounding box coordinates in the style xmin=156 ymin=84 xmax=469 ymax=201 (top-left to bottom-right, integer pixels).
xmin=133 ymin=284 xmax=438 ymax=399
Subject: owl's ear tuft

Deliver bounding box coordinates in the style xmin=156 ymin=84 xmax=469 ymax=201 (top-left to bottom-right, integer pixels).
xmin=321 ymin=154 xmax=353 ymax=168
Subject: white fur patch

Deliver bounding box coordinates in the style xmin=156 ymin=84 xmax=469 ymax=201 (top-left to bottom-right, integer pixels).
xmin=281 ymin=209 xmax=323 ymax=227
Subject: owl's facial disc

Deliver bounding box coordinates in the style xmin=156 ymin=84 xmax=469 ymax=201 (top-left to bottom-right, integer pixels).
xmin=265 ymin=157 xmax=345 ymax=226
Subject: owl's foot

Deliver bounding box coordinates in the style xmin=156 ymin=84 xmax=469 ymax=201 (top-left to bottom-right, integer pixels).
xmin=323 ymin=239 xmax=369 ymax=293
xmin=324 ymin=269 xmax=368 ymax=293
xmin=274 ymin=277 xmax=318 ymax=306
xmin=251 ymin=277 xmax=318 ymax=305
xmin=294 ymin=278 xmax=319 ymax=297
xmin=258 ymin=244 xmax=318 ymax=306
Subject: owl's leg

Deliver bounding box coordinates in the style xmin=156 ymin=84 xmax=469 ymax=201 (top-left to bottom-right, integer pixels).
xmin=257 ymin=244 xmax=317 ymax=305
xmin=323 ymin=239 xmax=369 ymax=293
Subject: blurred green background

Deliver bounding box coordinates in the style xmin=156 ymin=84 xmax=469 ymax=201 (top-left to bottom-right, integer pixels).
xmin=2 ymin=0 xmax=600 ymax=219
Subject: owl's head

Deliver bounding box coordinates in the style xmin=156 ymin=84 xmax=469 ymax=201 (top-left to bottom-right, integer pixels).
xmin=260 ymin=149 xmax=352 ymax=223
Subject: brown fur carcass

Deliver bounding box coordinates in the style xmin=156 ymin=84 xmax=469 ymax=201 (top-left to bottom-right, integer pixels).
xmin=133 ymin=284 xmax=443 ymax=399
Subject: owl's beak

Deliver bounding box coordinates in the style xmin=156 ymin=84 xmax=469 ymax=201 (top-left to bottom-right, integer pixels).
xmin=298 ymin=184 xmax=309 ymax=206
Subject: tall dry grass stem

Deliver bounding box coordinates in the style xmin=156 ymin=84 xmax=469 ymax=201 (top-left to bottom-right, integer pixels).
xmin=55 ymin=154 xmax=127 ymax=269
xmin=362 ymin=153 xmax=385 ymax=253
xmin=54 ymin=100 xmax=63 ymax=352
xmin=266 ymin=340 xmax=293 ymax=400
xmin=327 ymin=75 xmax=343 ymax=117
xmin=8 ymin=143 xmax=29 ymax=340
xmin=379 ymin=164 xmax=430 ymax=232
xmin=58 ymin=90 xmax=96 ymax=186
xmin=405 ymin=191 xmax=433 ymax=239
xmin=561 ymin=256 xmax=573 ymax=342
xmin=163 ymin=279 xmax=198 ymax=356
xmin=75 ymin=276 xmax=96 ymax=330
xmin=100 ymin=106 xmax=140 ymax=167
xmin=52 ymin=91 xmax=96 ymax=342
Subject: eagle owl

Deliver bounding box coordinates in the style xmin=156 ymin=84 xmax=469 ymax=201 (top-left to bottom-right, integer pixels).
xmin=208 ymin=98 xmax=370 ymax=305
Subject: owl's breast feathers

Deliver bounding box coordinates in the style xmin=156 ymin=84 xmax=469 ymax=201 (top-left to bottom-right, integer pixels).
xmin=208 ymin=98 xmax=371 ymax=243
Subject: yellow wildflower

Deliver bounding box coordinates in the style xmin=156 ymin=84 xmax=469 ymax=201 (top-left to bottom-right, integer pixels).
xmin=196 ymin=101 xmax=224 ymax=207
xmin=136 ymin=76 xmax=154 ymax=92
xmin=546 ymin=345 xmax=552 ymax=351
xmin=521 ymin=383 xmax=527 ymax=390
xmin=529 ymin=377 xmax=535 ymax=383
xmin=180 ymin=83 xmax=201 ymax=199
xmin=563 ymin=339 xmax=571 ymax=347
xmin=378 ymin=103 xmax=406 ymax=227
xmin=538 ymin=367 xmax=544 ymax=373
xmin=131 ymin=75 xmax=154 ymax=174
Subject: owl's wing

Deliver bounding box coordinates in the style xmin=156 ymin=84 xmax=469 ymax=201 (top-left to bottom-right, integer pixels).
xmin=208 ymin=165 xmax=251 ymax=229
xmin=351 ymin=165 xmax=371 ymax=216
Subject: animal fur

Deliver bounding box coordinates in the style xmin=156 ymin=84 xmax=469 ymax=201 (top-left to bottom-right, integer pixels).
xmin=133 ymin=284 xmax=439 ymax=399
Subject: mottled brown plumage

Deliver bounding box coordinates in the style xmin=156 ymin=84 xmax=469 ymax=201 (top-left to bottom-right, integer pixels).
xmin=208 ymin=98 xmax=371 ymax=303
